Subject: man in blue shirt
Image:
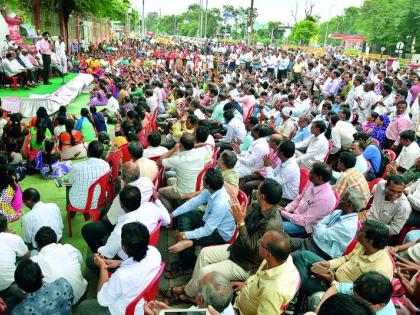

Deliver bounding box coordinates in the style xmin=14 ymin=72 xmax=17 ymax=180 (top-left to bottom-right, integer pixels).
xmin=168 ymin=168 xmax=235 ymax=270
xmin=293 ymin=114 xmax=312 ymax=144
xmin=12 ymin=260 xmax=74 ymax=315
xmin=289 ymin=187 xmax=364 ymax=259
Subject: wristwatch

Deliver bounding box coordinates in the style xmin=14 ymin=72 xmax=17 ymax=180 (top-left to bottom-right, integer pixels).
xmin=237 ymin=222 xmax=245 ymax=228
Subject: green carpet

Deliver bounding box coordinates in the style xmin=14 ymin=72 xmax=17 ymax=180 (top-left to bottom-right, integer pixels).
xmin=0 ymin=73 xmax=78 ymax=98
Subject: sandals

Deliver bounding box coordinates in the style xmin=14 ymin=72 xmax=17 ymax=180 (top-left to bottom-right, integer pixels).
xmin=160 ymin=288 xmax=194 ymax=306
xmin=164 ymin=261 xmax=193 ymax=279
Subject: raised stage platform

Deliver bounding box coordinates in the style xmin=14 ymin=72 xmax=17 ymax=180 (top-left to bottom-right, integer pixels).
xmin=0 ymin=73 xmax=94 ymax=117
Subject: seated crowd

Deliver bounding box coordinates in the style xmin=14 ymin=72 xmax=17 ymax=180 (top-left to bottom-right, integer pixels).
xmin=0 ymin=38 xmax=419 ymax=315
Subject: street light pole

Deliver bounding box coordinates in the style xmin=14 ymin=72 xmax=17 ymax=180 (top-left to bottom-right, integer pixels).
xmin=204 ymin=0 xmax=208 ymax=38
xmin=323 ymin=5 xmax=334 ymax=48
xmin=248 ymin=0 xmax=254 ymax=45
xmin=142 ymin=0 xmax=145 ymax=38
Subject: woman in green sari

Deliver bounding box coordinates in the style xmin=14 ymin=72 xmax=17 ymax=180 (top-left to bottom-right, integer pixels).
xmin=75 ymin=108 xmax=96 ymax=143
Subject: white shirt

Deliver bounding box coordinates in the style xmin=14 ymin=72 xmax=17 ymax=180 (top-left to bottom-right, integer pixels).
xmin=22 ymin=201 xmax=63 ymax=248
xmin=19 ymin=54 xmax=34 ymax=70
xmin=330 ymin=121 xmax=357 ymax=154
xmin=143 ymin=146 xmax=168 ymax=159
xmin=106 ymin=97 xmax=120 ymax=114
xmin=396 ymin=142 xmax=420 ymax=170
xmin=295 ymin=133 xmax=329 ymax=170
xmin=355 ymin=154 xmax=368 ymax=175
xmin=357 ymin=90 xmax=377 ymax=123
xmin=153 ymin=86 xmax=162 ymax=104
xmin=97 ymin=247 xmax=161 ymax=315
xmin=194 ymin=108 xmax=206 ymax=120
xmin=235 ymin=137 xmax=270 ymax=178
xmin=146 ymin=96 xmax=158 ymax=113
xmin=99 ymin=201 xmax=170 ymax=260
xmin=162 ymin=148 xmax=207 ymax=196
xmin=31 ymin=243 xmax=87 ymax=304
xmin=0 ymin=232 xmax=28 ymax=291
xmin=2 ymin=59 xmax=24 ymax=77
xmin=266 ymin=157 xmax=300 ymax=200
xmin=221 ymin=117 xmax=247 ymax=144
xmin=107 ymin=177 xmax=155 ymax=225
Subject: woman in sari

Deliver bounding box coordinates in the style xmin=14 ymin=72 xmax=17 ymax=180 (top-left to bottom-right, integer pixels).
xmin=59 ymin=119 xmax=87 ymax=160
xmin=75 ymin=108 xmax=96 ymax=143
xmin=35 ymin=138 xmax=72 ymax=179
xmin=2 ymin=113 xmax=28 ymax=153
xmin=0 ymin=161 xmax=22 ymax=222
xmin=367 ymin=114 xmax=390 ymax=148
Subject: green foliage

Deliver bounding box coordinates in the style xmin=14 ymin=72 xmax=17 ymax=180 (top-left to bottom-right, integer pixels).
xmin=72 ymin=0 xmax=129 ymax=20
xmin=289 ymin=19 xmax=319 ymax=45
xmin=319 ymin=0 xmax=420 ymax=54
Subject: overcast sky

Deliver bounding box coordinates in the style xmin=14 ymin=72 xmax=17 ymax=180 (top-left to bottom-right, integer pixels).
xmin=129 ymin=0 xmax=364 ymax=24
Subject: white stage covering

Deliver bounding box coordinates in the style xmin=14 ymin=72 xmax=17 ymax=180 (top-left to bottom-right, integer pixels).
xmin=2 ymin=73 xmax=94 ymax=117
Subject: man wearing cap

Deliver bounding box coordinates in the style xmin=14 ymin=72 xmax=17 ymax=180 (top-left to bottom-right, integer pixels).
xmin=271 ymin=106 xmax=295 ymax=139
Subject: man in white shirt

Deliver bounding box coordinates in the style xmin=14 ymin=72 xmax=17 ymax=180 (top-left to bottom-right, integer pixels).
xmin=78 ymin=222 xmax=162 ymax=315
xmin=128 ymin=141 xmax=159 ymax=180
xmin=31 ymin=227 xmax=87 ymax=304
xmin=292 ymin=91 xmax=311 ymax=119
xmin=21 ymin=188 xmax=63 ymax=249
xmin=264 ymin=139 xmax=300 ymax=206
xmin=396 ymin=130 xmax=420 ymax=172
xmin=355 ymin=82 xmax=377 ymax=123
xmin=329 ymin=114 xmax=357 ymax=155
xmin=233 ymin=125 xmax=270 ymax=178
xmin=295 ymin=121 xmax=329 ymax=170
xmin=96 ymin=185 xmax=170 ymax=262
xmin=216 ymin=111 xmax=247 ymax=150
xmin=0 ymin=213 xmax=29 ymax=306
xmin=103 ymin=92 xmax=120 ymax=118
xmin=373 ymin=84 xmax=395 ymax=115
xmin=348 ymin=140 xmax=369 ymax=175
xmin=82 ymin=161 xmax=154 ymax=254
xmin=2 ymin=51 xmax=30 ymax=88
xmin=346 ymin=75 xmax=364 ymax=110
xmin=158 ymin=134 xmax=207 ymax=211
xmin=55 ymin=36 xmax=67 ymax=74
xmin=143 ymin=131 xmax=169 ymax=158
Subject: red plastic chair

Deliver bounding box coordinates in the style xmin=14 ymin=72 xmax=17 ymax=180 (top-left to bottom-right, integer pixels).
xmin=398 ymin=226 xmax=420 ymax=245
xmin=120 ymin=143 xmax=132 ymax=163
xmin=195 ymin=163 xmax=213 ymax=191
xmin=384 ymin=149 xmax=396 ymax=162
xmin=105 ymin=149 xmax=122 ymax=202
xmin=243 ymin=104 xmax=255 ymax=123
xmin=332 ymin=189 xmax=340 ymax=209
xmin=149 ymin=220 xmax=163 ymax=247
xmin=125 ymin=262 xmax=165 ymax=315
xmin=138 ymin=130 xmax=149 ymax=148
xmin=148 ymin=155 xmax=161 ymax=162
xmin=4 ymin=75 xmax=19 ymax=90
xmin=368 ymin=178 xmax=383 ymax=192
xmin=324 ymin=140 xmax=334 ymax=163
xmin=66 ymin=171 xmax=111 ymax=237
xmin=152 ymin=167 xmax=164 ymax=188
xmin=370 ymin=138 xmax=380 ymax=146
xmin=150 ymin=107 xmax=159 ymax=132
xmin=299 ymin=168 xmax=310 ymax=194
xmin=211 ymin=147 xmax=220 ymax=167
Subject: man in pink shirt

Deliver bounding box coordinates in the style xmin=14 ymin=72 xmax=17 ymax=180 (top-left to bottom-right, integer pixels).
xmin=385 ymin=100 xmax=412 ymax=149
xmin=39 ymin=31 xmax=52 ymax=85
xmin=280 ymin=162 xmax=337 ymax=235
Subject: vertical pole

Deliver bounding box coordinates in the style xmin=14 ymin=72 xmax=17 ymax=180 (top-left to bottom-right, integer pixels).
xmin=142 ymin=0 xmax=145 ymax=37
xmin=248 ymin=0 xmax=254 ymax=45
xmin=204 ymin=0 xmax=208 ymax=38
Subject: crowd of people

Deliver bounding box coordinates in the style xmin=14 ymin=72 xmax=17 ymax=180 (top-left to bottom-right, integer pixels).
xmin=0 ymin=36 xmax=419 ymax=315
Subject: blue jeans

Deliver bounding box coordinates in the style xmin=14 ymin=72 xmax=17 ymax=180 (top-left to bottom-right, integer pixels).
xmin=284 ymin=221 xmax=306 ymax=235
xmin=293 ymin=250 xmax=330 ymax=294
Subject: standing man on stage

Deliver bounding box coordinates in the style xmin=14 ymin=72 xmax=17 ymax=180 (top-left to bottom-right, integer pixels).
xmin=55 ymin=36 xmax=67 ymax=75
xmin=39 ymin=31 xmax=52 ymax=85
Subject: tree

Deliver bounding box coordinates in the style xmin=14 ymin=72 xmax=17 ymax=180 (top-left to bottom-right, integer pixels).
xmin=145 ymin=12 xmax=159 ymax=34
xmin=289 ymin=18 xmax=319 ymax=45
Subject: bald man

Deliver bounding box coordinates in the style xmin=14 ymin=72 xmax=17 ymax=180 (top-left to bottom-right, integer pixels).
xmin=234 ymin=230 xmax=300 ymax=315
xmin=81 ymin=161 xmax=154 ymax=253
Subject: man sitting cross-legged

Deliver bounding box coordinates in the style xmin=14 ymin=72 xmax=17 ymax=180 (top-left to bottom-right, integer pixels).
xmin=164 ymin=179 xmax=283 ymax=303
